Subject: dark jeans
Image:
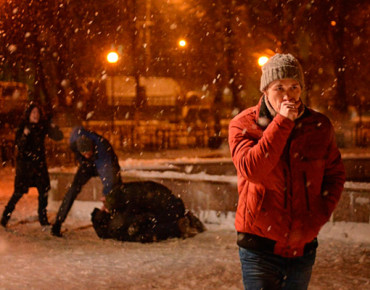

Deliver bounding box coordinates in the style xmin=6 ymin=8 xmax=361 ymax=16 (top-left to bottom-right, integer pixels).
xmin=55 ymin=162 xmax=121 ymax=225
xmin=239 ymin=247 xmax=316 ymax=290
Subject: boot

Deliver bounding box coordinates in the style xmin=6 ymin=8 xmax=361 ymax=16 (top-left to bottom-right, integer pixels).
xmin=51 ymin=223 xmax=62 ymax=237
xmin=39 ymin=218 xmax=50 ymax=226
xmin=1 ymin=192 xmax=22 ymax=228
xmin=38 ymin=210 xmax=50 ymax=226
xmin=185 ymin=211 xmax=206 ymax=233
xmin=177 ymin=216 xmax=190 ymax=238
xmin=1 ymin=208 xmax=12 ymax=228
xmin=1 ymin=213 xmax=10 ymax=228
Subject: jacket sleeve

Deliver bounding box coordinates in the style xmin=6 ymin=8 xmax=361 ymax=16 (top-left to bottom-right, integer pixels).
xmin=321 ymin=126 xmax=346 ymax=215
xmin=97 ymin=163 xmax=121 ymax=196
xmin=70 ymin=140 xmax=84 ymax=164
xmin=47 ymin=122 xmax=64 ymax=141
xmin=229 ymin=114 xmax=295 ymax=183
xmin=95 ymin=139 xmax=121 ymax=196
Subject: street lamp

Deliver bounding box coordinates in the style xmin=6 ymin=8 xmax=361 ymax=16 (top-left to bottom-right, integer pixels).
xmin=106 ymin=51 xmax=119 ymax=136
xmin=258 ymin=56 xmax=269 ymax=67
xmin=178 ymin=39 xmax=187 ymax=48
xmin=177 ymin=39 xmax=188 ymax=78
xmin=107 ymin=51 xmax=119 ymax=64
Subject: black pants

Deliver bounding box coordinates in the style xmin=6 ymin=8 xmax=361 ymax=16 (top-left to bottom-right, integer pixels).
xmin=3 ymin=185 xmax=48 ymax=225
xmin=54 ymin=163 xmax=122 ymax=225
xmin=54 ymin=163 xmax=98 ymax=225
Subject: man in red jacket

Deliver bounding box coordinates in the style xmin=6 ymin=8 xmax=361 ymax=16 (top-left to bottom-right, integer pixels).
xmin=228 ymin=53 xmax=345 ymax=289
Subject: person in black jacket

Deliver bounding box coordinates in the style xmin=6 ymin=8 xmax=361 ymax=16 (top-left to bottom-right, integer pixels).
xmin=1 ymin=102 xmax=63 ymax=227
xmin=91 ymin=181 xmax=206 ymax=242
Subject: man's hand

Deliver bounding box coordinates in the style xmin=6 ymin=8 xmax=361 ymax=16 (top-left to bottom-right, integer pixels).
xmin=100 ymin=196 xmax=108 ymax=212
xmin=279 ymin=100 xmax=300 ymax=121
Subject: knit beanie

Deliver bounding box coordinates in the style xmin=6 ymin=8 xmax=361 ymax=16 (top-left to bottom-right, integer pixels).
xmin=260 ymin=53 xmax=304 ymax=92
xmin=76 ymin=136 xmax=93 ymax=153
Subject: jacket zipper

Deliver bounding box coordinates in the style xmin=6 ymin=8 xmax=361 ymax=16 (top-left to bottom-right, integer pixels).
xmin=303 ymin=172 xmax=310 ymax=211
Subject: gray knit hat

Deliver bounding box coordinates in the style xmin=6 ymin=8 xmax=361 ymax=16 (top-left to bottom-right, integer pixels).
xmin=76 ymin=136 xmax=93 ymax=153
xmin=260 ymin=53 xmax=304 ymax=92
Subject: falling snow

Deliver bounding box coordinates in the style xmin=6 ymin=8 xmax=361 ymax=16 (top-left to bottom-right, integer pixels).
xmin=0 ymin=162 xmax=369 ymax=289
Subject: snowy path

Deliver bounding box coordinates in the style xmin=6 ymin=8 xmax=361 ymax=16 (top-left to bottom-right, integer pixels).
xmin=1 ymin=223 xmax=242 ymax=290
xmin=0 ymin=167 xmax=369 ymax=289
xmin=1 ymin=219 xmax=369 ymax=290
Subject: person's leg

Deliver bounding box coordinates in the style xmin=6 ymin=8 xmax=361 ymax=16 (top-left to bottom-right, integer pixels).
xmin=1 ymin=191 xmax=24 ymax=227
xmin=283 ymin=251 xmax=316 ymax=290
xmin=124 ymin=213 xmax=155 ymax=242
xmin=51 ymin=165 xmax=93 ymax=236
xmin=149 ymin=218 xmax=181 ymax=240
xmin=152 ymin=190 xmax=186 ymax=238
xmin=37 ymin=188 xmax=49 ymax=226
xmin=239 ymin=247 xmax=284 ymax=290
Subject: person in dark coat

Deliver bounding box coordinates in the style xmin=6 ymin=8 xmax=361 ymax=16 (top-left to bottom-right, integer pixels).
xmin=1 ymin=102 xmax=64 ymax=227
xmin=91 ymin=181 xmax=206 ymax=242
xmin=51 ymin=126 xmax=122 ymax=237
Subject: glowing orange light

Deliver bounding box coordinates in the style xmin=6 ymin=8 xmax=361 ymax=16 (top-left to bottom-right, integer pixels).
xmin=331 ymin=21 xmax=336 ymax=26
xmin=178 ymin=39 xmax=187 ymax=47
xmin=107 ymin=51 xmax=119 ymax=63
xmin=258 ymin=56 xmax=269 ymax=67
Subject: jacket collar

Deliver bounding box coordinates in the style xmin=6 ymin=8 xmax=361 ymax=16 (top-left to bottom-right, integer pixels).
xmin=255 ymin=95 xmax=274 ymax=128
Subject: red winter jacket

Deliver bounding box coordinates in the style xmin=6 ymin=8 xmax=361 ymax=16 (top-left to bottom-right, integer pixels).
xmin=228 ymin=97 xmax=345 ymax=257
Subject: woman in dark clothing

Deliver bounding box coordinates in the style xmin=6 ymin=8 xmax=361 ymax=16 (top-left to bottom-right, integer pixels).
xmin=1 ymin=102 xmax=63 ymax=227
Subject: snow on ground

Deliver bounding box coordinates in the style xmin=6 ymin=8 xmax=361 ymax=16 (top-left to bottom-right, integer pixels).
xmin=0 ymin=164 xmax=369 ymax=290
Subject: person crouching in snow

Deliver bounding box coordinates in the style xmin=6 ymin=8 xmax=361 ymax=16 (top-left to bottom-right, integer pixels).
xmin=91 ymin=181 xmax=206 ymax=242
xmin=228 ymin=53 xmax=345 ymax=289
xmin=51 ymin=126 xmax=122 ymax=237
xmin=1 ymin=102 xmax=64 ymax=228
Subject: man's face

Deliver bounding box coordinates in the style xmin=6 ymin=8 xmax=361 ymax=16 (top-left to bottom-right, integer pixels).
xmin=264 ymin=79 xmax=302 ymax=113
xmin=81 ymin=151 xmax=93 ymax=159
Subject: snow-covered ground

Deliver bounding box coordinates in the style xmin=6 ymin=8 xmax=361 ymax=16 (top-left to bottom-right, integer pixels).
xmin=0 ymin=163 xmax=369 ymax=289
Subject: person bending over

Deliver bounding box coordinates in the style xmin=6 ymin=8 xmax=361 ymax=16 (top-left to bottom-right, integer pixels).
xmin=51 ymin=126 xmax=122 ymax=237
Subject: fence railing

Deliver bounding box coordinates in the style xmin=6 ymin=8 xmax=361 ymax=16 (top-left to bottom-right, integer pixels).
xmin=81 ymin=120 xmax=227 ymax=151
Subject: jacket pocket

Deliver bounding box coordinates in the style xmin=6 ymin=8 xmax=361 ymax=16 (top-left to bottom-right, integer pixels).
xmin=300 ymin=159 xmax=326 ymax=198
xmin=300 ymin=159 xmax=331 ymax=224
